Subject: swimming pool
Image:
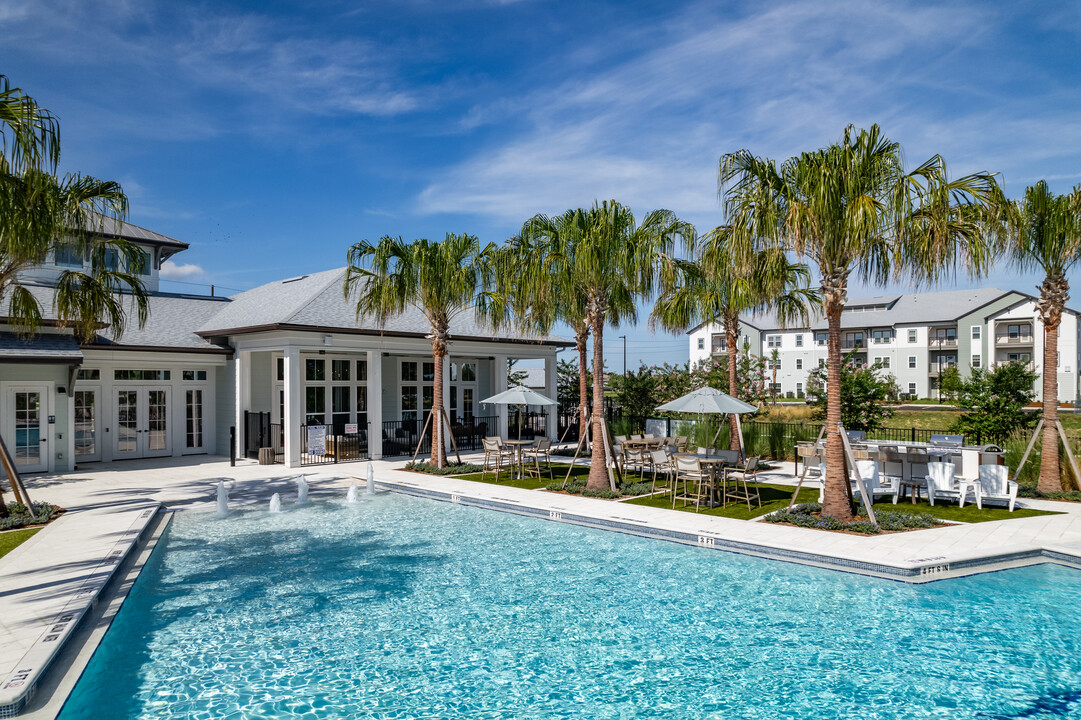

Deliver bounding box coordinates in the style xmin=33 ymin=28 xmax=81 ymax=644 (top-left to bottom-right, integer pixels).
xmin=60 ymin=493 xmax=1081 ymax=719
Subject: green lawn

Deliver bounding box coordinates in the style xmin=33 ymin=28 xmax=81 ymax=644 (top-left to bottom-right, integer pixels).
xmin=865 ymin=498 xmax=1058 ymax=523
xmin=624 ymin=482 xmax=820 ymax=520
xmin=451 ymin=462 xmax=590 ymax=490
xmin=0 ymin=528 xmax=40 ymax=559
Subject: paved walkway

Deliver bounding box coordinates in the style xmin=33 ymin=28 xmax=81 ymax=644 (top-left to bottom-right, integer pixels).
xmin=2 ymin=453 xmax=1081 ymax=715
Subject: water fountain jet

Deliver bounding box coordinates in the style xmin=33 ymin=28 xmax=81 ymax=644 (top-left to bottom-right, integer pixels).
xmin=216 ymin=480 xmax=230 ymax=516
xmin=346 ymin=483 xmax=359 ymax=503
xmin=269 ymin=493 xmax=282 ymax=513
xmin=296 ymin=476 xmax=310 ymax=505
xmin=366 ymin=462 xmax=375 ymax=495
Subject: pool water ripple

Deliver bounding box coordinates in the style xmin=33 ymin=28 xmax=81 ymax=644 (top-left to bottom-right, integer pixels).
xmin=59 ymin=494 xmax=1081 ymax=719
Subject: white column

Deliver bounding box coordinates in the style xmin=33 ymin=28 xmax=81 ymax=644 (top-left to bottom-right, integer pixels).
xmin=234 ymin=349 xmax=251 ymax=457
xmin=544 ymin=354 xmax=558 ymax=441
xmin=493 ymin=354 xmax=508 ymax=437
xmin=283 ymin=347 xmax=302 ymax=468
xmin=367 ymin=349 xmax=382 ymax=459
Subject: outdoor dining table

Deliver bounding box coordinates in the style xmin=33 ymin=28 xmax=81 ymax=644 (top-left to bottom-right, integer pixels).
xmin=674 ymin=453 xmax=732 ymax=508
xmin=503 ymin=439 xmax=534 ymax=480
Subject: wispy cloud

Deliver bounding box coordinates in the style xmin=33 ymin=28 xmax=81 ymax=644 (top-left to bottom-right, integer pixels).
xmin=418 ymin=0 xmax=1078 ymax=225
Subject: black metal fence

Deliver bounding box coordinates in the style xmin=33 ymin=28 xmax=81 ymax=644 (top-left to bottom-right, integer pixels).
xmin=508 ymin=410 xmax=548 ymax=440
xmin=244 ymin=411 xmax=273 ymax=459
xmin=298 ymin=423 xmax=370 ymax=465
xmin=380 ymin=415 xmax=497 ymax=458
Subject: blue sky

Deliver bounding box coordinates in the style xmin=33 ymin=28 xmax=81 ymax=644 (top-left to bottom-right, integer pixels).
xmin=2 ymin=0 xmax=1080 ymax=368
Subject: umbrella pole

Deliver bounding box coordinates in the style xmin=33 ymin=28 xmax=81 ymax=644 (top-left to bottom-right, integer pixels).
xmin=734 ymin=413 xmax=746 ymax=462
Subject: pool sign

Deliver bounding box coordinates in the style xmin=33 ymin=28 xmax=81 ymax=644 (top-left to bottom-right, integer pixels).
xmin=345 ymin=423 xmax=358 ymax=435
xmin=307 ymin=425 xmax=327 ymax=455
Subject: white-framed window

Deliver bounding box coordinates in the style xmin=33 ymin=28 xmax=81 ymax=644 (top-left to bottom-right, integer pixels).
xmin=795 ymin=358 xmax=803 ymax=370
xmin=875 ymin=356 xmax=890 ymax=368
xmin=796 ymin=382 xmax=803 ymax=395
xmin=971 ymin=326 xmax=981 ymax=340
xmin=908 ymin=356 xmax=917 ymax=369
xmin=182 ymin=370 xmax=207 ymax=381
xmin=697 ymin=338 xmax=705 ymax=350
xmin=818 ymin=358 xmax=826 ymax=368
xmin=972 ymin=354 xmax=981 ymax=368
xmin=795 ymin=335 xmax=803 ymax=347
xmin=767 ymin=335 xmax=781 ymax=348
xmin=908 ymin=382 xmax=917 ymax=396
xmin=815 ymin=332 xmax=827 ymax=346
xmin=908 ymin=329 xmax=917 ymax=343
xmin=54 ymin=242 xmax=84 ymax=268
xmin=872 ymin=329 xmax=891 ymax=344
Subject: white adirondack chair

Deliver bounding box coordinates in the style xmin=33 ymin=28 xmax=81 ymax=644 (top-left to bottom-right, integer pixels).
xmin=925 ymin=462 xmax=960 ymax=506
xmin=855 ymin=459 xmax=901 ymax=505
xmin=978 ymin=464 xmax=1019 ymax=512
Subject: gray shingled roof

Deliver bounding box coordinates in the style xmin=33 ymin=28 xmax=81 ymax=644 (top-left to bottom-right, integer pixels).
xmin=11 ymin=285 xmax=229 ymax=352
xmin=0 ymin=332 xmax=83 ymax=362
xmin=720 ymin=288 xmax=1013 ymax=333
xmin=198 ymin=267 xmax=570 ymax=345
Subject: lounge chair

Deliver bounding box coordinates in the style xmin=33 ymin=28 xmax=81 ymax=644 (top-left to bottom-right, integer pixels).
xmin=978 ymin=464 xmax=1018 ymax=512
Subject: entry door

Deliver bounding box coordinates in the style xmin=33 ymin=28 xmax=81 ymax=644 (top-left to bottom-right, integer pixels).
xmin=114 ymin=387 xmax=171 ymax=459
xmin=4 ymin=385 xmax=48 ymax=473
xmin=73 ymin=388 xmax=101 ymax=462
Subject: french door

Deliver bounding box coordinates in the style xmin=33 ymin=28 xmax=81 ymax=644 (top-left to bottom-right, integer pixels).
xmin=114 ymin=386 xmax=171 ymax=459
xmin=74 ymin=388 xmax=101 ymax=462
xmin=4 ymin=385 xmax=49 ymax=473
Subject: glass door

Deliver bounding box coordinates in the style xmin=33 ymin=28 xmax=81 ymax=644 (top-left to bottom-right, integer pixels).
xmin=74 ymin=388 xmax=100 ymax=462
xmin=114 ymin=387 xmax=171 ymax=459
xmin=5 ymin=386 xmax=48 ymax=473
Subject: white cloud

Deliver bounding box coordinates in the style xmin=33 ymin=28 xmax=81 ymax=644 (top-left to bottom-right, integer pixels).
xmin=418 ymin=0 xmax=1079 ymax=224
xmin=160 ymin=260 xmax=205 ymax=280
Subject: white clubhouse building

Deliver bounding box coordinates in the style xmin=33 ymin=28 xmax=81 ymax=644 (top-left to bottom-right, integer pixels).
xmin=688 ymin=288 xmax=1081 ymax=404
xmin=0 ymin=220 xmax=567 ymax=475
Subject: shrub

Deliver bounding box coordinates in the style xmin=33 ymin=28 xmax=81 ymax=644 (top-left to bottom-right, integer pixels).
xmin=406 ymin=461 xmax=483 ymax=476
xmin=764 ymin=503 xmax=941 ymax=535
xmin=806 ymin=352 xmax=898 ymax=431
xmin=952 ymin=362 xmax=1038 ymax=441
xmin=0 ymin=502 xmax=61 ymax=531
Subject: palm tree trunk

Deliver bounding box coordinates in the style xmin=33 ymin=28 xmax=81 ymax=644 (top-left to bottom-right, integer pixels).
xmin=726 ymin=317 xmax=740 ymax=451
xmin=430 ymin=338 xmax=448 ymax=469
xmin=1038 ymin=317 xmax=1062 ymax=493
xmin=577 ymin=326 xmax=590 ymax=444
xmin=587 ymin=309 xmax=609 ymax=491
xmin=822 ymin=292 xmax=853 ymax=521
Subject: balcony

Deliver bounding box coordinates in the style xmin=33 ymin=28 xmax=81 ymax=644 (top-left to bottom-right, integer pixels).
xmin=841 ymin=341 xmax=865 ymax=350
xmin=927 ymin=363 xmax=957 ymax=377
xmin=996 ymin=335 xmax=1034 ymax=346
xmin=928 ymin=338 xmax=957 ymax=348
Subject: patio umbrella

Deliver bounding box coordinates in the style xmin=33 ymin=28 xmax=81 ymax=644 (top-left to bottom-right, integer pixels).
xmin=479 ymin=385 xmax=557 ymax=440
xmin=656 ymin=387 xmax=756 ymax=457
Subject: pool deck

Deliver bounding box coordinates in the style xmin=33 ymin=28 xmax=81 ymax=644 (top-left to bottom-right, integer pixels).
xmin=3 ymin=453 xmax=1081 ymax=716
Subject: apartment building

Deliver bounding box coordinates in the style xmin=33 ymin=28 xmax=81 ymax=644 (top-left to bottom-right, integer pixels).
xmin=688 ymin=288 xmax=1081 ymax=404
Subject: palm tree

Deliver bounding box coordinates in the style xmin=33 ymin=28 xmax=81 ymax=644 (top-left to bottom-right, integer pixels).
xmin=511 ymin=209 xmax=593 ymax=445
xmin=1 ymin=75 xmax=150 ymax=342
xmin=345 ymin=233 xmax=496 ymax=469
xmin=1002 ymin=181 xmax=1081 ymax=493
xmin=721 ymin=125 xmax=1000 ymax=520
xmin=652 ymin=230 xmax=816 ymax=449
xmin=522 ymin=200 xmax=693 ymax=491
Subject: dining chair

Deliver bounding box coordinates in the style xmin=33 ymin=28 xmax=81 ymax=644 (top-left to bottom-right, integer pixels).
xmin=674 ymin=455 xmax=704 ymax=509
xmin=649 ymin=449 xmax=674 ymax=497
xmin=725 ymin=457 xmax=762 ymax=510
xmin=481 ymin=437 xmax=513 ymax=482
xmin=524 ymin=437 xmax=554 ymax=482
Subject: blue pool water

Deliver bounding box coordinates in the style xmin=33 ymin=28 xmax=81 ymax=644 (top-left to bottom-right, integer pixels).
xmin=61 ymin=493 xmax=1081 ymax=719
